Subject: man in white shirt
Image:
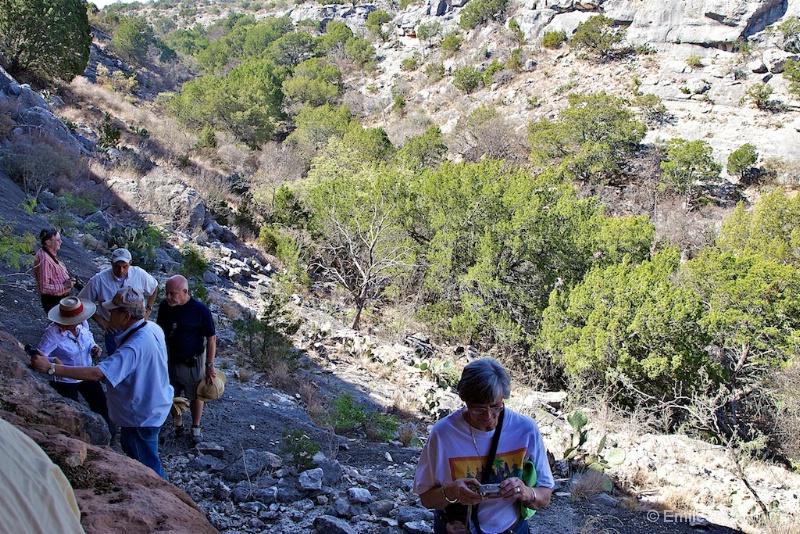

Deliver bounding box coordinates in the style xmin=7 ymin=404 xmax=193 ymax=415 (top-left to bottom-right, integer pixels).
xmin=31 ymin=287 xmax=173 ymax=478
xmin=78 ymin=248 xmax=158 ymax=354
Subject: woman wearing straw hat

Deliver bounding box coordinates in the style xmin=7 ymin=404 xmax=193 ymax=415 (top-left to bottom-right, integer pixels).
xmin=36 ymin=296 xmax=113 ymax=438
xmin=32 ymin=228 xmax=76 ymax=313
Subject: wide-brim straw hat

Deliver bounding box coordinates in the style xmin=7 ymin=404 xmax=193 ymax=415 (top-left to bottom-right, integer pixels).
xmin=48 ymin=297 xmax=96 ymax=326
xmin=196 ymin=371 xmax=226 ymax=401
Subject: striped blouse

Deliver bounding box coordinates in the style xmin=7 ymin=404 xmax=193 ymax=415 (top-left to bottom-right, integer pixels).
xmin=33 ymin=248 xmax=69 ymax=297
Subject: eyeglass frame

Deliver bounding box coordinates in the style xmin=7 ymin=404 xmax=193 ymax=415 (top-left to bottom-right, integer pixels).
xmin=465 ymin=401 xmax=505 ymax=416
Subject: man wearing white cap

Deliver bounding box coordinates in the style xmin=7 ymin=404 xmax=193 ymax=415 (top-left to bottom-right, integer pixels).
xmin=79 ymin=248 xmax=158 ymax=354
xmin=31 ymin=287 xmax=173 ymax=478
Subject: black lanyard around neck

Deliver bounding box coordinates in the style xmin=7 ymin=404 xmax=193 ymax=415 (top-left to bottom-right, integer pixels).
xmin=118 ymin=322 xmax=146 ymax=349
xmin=470 ymin=408 xmax=505 ymax=534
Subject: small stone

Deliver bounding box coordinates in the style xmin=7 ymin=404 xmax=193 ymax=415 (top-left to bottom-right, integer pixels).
xmin=348 ymin=487 xmax=372 ymax=503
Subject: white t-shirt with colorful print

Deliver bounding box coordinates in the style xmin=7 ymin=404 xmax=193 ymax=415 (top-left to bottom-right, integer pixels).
xmin=414 ymin=407 xmax=554 ymax=533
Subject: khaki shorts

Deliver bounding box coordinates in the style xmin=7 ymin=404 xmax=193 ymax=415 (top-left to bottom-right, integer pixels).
xmin=169 ymin=349 xmax=205 ymax=401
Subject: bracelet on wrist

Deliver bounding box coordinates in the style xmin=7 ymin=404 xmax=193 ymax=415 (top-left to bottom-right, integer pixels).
xmin=529 ymin=487 xmax=537 ymax=506
xmin=441 ymin=485 xmax=458 ymax=504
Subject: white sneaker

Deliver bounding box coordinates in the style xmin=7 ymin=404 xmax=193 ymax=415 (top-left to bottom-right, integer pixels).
xmin=191 ymin=426 xmax=203 ymax=443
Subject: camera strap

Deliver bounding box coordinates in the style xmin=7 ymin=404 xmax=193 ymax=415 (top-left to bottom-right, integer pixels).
xmin=470 ymin=408 xmax=505 ymax=534
xmin=118 ymin=322 xmax=147 ymax=349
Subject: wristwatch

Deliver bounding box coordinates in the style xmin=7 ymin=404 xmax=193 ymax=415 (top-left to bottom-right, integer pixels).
xmin=48 ymin=362 xmax=56 ymax=376
xmin=146 ymin=305 xmax=153 ymax=311
xmin=205 ymin=362 xmax=214 ymax=368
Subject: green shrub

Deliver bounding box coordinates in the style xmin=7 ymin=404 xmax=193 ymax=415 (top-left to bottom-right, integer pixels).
xmin=393 ymin=94 xmax=406 ymax=113
xmin=726 ymin=143 xmax=759 ymax=184
xmin=345 ymin=37 xmax=377 ymax=70
xmin=0 ymin=217 xmax=35 ymax=269
xmin=783 ymin=59 xmax=800 ymax=96
xmin=417 ymin=21 xmax=441 ymax=45
xmin=281 ymin=429 xmax=320 ymax=470
xmin=197 ymin=125 xmax=217 ymax=149
xmin=425 ymin=62 xmax=445 ymax=82
xmin=366 ymin=9 xmax=391 ymax=40
xmin=98 ymin=113 xmax=121 ymax=150
xmin=59 ymin=192 xmax=97 ymax=216
xmin=778 ymin=16 xmax=800 ymax=53
xmin=482 ymin=59 xmax=504 ymax=86
xmin=401 ymin=57 xmax=419 ymax=71
xmin=258 ymin=225 xmax=279 ymax=253
xmin=686 ymin=53 xmax=703 ymax=68
xmin=541 ymin=29 xmax=566 ymax=49
xmin=323 ymin=393 xmax=364 ymax=433
xmin=571 ymin=15 xmax=625 ymax=62
xmin=508 ymin=18 xmax=525 ymax=46
xmin=440 ymin=32 xmax=462 ymax=55
xmin=189 ymin=279 xmax=209 ymax=305
xmin=232 ymin=284 xmax=300 ymax=373
xmin=746 ymin=83 xmax=774 ymax=110
xmin=506 ymin=47 xmax=523 ymax=71
xmin=452 ymin=66 xmax=483 ymax=93
xmin=363 ymin=411 xmax=399 ymax=442
xmin=112 ymin=16 xmax=154 ymax=63
xmin=322 ymin=393 xmax=398 ymax=441
xmin=458 ymin=0 xmax=508 ymax=30
xmin=180 ymin=245 xmax=210 ymax=277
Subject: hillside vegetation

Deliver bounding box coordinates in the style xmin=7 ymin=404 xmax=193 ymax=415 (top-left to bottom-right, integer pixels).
xmin=2 ymin=0 xmax=800 ymax=531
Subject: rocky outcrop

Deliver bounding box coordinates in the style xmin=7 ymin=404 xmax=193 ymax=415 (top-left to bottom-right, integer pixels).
xmin=108 ymin=170 xmax=208 ymax=230
xmin=0 ymin=332 xmax=218 ymax=534
xmin=411 ymin=0 xmax=794 ymax=50
xmin=604 ymin=0 xmax=788 ymax=48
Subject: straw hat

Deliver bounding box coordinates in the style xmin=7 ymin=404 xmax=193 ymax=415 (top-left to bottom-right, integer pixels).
xmin=48 ymin=297 xmax=96 ymax=326
xmin=196 ymin=370 xmax=226 ymax=401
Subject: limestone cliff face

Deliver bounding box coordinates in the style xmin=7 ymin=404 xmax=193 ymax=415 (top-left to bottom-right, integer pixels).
xmin=394 ymin=0 xmax=797 ymax=50
xmin=604 ymin=0 xmax=789 ymax=47
xmin=0 ymin=332 xmax=218 ymax=534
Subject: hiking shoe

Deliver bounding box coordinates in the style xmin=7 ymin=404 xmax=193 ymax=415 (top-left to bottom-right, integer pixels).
xmin=173 ymin=414 xmax=184 ymax=435
xmin=191 ymin=426 xmax=203 ymax=443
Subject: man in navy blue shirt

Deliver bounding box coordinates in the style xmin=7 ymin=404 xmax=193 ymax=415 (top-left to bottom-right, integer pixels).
xmin=156 ymin=275 xmax=216 ymax=443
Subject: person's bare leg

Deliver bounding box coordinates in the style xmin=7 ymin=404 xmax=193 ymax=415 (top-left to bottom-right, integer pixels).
xmin=191 ymin=399 xmax=204 ymax=427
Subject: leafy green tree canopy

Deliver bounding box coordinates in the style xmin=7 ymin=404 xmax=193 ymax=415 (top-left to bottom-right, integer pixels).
xmin=458 ymin=0 xmax=509 ymax=30
xmin=0 ymin=0 xmax=91 ymax=81
xmin=528 ymin=92 xmax=645 ymax=182
xmin=726 ymin=143 xmax=759 ymax=184
xmin=169 ymin=57 xmax=284 ymax=147
xmin=286 ymin=104 xmax=352 ymax=164
xmin=570 ymin=15 xmax=626 ymax=62
xmin=660 ymin=138 xmax=720 ymax=209
xmin=366 ymin=10 xmax=392 ymax=40
xmin=112 ymin=16 xmax=155 ymax=63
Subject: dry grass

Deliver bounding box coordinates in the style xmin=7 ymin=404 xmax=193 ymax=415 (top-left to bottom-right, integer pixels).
xmin=392 ymin=387 xmax=411 ymax=413
xmin=298 ymin=381 xmax=326 ymax=420
xmin=659 ymin=485 xmax=698 ymax=513
xmin=267 ymin=359 xmax=293 ymax=392
xmin=577 ymin=515 xmax=623 ymax=534
xmin=571 ymin=469 xmax=610 ymax=500
xmin=397 ymin=421 xmax=417 ymax=447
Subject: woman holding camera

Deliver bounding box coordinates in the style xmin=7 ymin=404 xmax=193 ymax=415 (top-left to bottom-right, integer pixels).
xmin=36 ymin=296 xmax=113 ymax=439
xmin=33 ymin=228 xmax=75 ymax=313
xmin=414 ymin=358 xmax=554 ymax=534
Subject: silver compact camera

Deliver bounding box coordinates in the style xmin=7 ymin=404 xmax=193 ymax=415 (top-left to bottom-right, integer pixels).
xmin=477 ymin=483 xmax=501 ymax=497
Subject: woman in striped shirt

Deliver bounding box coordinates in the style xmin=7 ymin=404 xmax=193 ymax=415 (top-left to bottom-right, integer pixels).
xmin=33 ymin=228 xmax=74 ymax=313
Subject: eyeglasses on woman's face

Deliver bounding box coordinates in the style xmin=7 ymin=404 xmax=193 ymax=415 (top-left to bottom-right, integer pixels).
xmin=466 ymin=402 xmax=504 ymax=417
